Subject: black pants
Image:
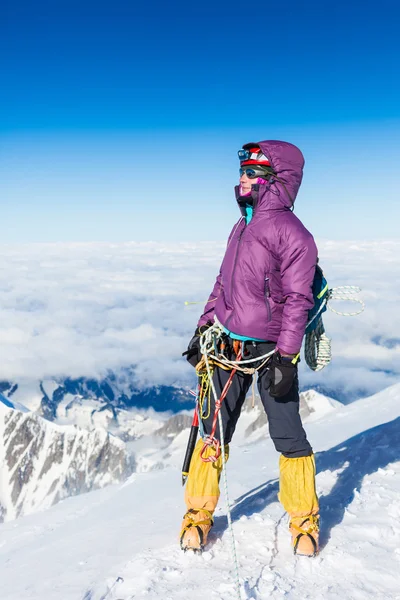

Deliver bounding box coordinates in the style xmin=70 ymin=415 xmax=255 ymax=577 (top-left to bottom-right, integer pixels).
xmin=200 ymin=342 xmax=313 ymax=458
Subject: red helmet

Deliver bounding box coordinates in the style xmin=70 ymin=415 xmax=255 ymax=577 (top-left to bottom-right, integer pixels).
xmin=238 ymin=143 xmax=271 ymax=167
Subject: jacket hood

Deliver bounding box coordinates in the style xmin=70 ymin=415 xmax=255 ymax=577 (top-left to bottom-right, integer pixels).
xmin=235 ymin=140 xmax=305 ymax=211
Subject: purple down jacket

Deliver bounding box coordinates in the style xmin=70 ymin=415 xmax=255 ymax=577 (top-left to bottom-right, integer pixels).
xmin=198 ymin=140 xmax=318 ymax=355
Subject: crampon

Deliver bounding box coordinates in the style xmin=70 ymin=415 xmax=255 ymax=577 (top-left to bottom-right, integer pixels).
xmin=179 ymin=508 xmax=214 ymax=553
xmin=289 ymin=513 xmax=320 ymax=557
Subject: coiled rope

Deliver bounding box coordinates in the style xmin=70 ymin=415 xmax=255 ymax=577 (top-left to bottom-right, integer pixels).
xmin=305 ymin=320 xmax=332 ymax=372
xmin=328 ymin=285 xmax=365 ymax=317
xmin=305 ymin=285 xmax=364 ymax=371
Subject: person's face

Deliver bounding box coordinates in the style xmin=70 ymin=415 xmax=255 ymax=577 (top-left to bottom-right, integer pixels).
xmin=239 ymin=170 xmax=257 ymax=194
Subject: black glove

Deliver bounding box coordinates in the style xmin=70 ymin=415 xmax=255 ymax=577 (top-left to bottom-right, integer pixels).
xmin=268 ymin=352 xmax=298 ymax=398
xmin=182 ymin=322 xmax=212 ymax=368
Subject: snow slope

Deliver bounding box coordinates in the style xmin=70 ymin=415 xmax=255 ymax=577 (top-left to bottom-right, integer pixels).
xmin=1 ymin=383 xmax=400 ymax=600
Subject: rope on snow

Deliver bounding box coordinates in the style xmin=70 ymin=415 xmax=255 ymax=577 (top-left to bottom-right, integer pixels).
xmin=203 ymin=348 xmax=243 ymax=600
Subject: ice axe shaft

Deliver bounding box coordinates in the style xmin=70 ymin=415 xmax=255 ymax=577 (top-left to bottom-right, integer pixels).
xmin=181 ymin=409 xmax=199 ymax=486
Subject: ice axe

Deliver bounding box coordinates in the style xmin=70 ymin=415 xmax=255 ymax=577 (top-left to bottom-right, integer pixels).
xmin=181 ymin=407 xmax=199 ymax=486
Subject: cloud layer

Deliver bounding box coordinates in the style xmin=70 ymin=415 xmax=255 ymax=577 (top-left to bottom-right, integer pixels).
xmin=0 ymin=240 xmax=398 ymax=399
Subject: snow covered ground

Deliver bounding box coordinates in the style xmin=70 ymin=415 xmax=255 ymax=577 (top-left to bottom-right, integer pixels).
xmin=1 ymin=383 xmax=400 ymax=600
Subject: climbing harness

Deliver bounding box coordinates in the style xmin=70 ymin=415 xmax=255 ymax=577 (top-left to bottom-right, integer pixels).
xmin=198 ymin=321 xmax=275 ymax=375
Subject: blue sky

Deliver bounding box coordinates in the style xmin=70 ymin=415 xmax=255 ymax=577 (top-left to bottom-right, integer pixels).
xmin=1 ymin=0 xmax=400 ymax=242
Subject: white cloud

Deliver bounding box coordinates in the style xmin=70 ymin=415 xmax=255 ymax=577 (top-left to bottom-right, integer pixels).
xmin=0 ymin=240 xmax=399 ymax=399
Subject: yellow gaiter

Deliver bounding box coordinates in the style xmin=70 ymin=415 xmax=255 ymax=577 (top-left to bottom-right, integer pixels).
xmin=185 ymin=439 xmax=229 ymax=513
xmin=278 ymin=454 xmax=319 ymax=517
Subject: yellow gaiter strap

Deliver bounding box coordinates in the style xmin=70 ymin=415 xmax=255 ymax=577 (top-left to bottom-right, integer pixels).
xmin=278 ymin=454 xmax=319 ymax=517
xmin=185 ymin=439 xmax=229 ymax=513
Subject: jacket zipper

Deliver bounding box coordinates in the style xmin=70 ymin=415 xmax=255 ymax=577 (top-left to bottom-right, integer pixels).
xmin=225 ymin=224 xmax=245 ymax=329
xmin=264 ymin=277 xmax=272 ymax=321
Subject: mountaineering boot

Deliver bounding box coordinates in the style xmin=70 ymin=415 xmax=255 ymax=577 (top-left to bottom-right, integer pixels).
xmin=180 ymin=438 xmax=228 ymax=552
xmin=278 ymin=453 xmax=320 ymax=556
xmin=289 ymin=513 xmax=320 ymax=557
xmin=180 ymin=508 xmax=214 ymax=552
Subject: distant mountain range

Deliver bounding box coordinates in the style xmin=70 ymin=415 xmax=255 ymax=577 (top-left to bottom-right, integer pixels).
xmin=0 ymin=375 xmax=194 ymax=421
xmin=0 ymin=371 xmax=362 ymax=424
xmin=0 ymin=372 xmax=344 ymax=524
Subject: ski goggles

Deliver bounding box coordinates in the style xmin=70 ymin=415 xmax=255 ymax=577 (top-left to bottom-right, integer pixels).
xmin=239 ymin=166 xmax=269 ymax=178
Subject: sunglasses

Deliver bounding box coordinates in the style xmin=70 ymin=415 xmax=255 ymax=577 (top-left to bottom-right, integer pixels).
xmin=239 ymin=167 xmax=266 ymax=179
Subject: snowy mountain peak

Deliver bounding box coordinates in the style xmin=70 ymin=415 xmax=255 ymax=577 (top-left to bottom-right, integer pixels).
xmin=0 ymin=401 xmax=134 ymax=522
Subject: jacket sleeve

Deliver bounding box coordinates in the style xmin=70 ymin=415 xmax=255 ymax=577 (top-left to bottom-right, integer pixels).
xmin=276 ymin=221 xmax=318 ymax=355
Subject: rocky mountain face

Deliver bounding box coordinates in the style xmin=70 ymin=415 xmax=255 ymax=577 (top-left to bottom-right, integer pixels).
xmin=0 ymin=378 xmax=192 ymax=520
xmin=0 ymin=396 xmax=134 ymax=523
